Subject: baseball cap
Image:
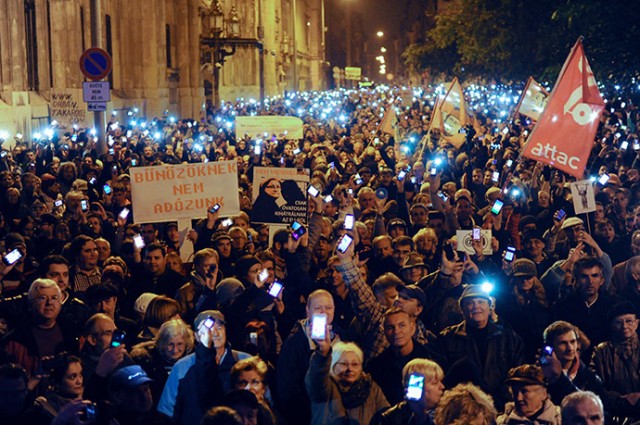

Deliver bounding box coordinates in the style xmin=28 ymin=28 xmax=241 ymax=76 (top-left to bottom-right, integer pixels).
xmin=194 ymin=309 xmax=226 ymax=330
xmin=396 ymin=284 xmax=426 ymax=306
xmin=109 ymin=365 xmax=152 ymax=391
xmin=505 ymin=364 xmax=545 ymax=386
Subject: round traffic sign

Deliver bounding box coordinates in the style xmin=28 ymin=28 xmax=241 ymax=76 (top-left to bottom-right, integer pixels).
xmin=79 ymin=47 xmax=112 ymax=81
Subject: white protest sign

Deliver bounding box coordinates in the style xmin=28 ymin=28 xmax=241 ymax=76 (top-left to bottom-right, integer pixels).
xmin=49 ymin=89 xmax=89 ymax=129
xmin=456 ymin=229 xmax=493 ymax=255
xmin=252 ymin=167 xmax=309 ymax=225
xmin=236 ymin=116 xmax=304 ymax=140
xmin=570 ymin=179 xmax=596 ymax=214
xmin=129 ymin=161 xmax=240 ymax=223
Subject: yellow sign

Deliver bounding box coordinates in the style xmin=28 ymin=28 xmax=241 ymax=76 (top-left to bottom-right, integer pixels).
xmin=235 ymin=116 xmax=303 ymax=139
xmin=345 ymin=67 xmax=362 ymax=80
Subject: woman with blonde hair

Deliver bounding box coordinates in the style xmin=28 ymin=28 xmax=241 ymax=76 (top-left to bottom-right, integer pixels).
xmin=130 ymin=318 xmax=194 ymax=407
xmin=306 ymin=339 xmax=388 ymax=425
xmin=434 ymin=383 xmax=497 ymax=425
xmin=373 ymin=358 xmax=445 ymax=424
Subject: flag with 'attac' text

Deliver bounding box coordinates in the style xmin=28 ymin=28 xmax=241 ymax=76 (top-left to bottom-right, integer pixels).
xmin=521 ymin=39 xmax=604 ymax=178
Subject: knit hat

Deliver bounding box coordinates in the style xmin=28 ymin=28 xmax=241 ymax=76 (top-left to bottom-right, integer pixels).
xmin=133 ymin=293 xmax=158 ymax=316
xmin=234 ymin=255 xmax=261 ymax=281
xmin=512 ymin=259 xmax=537 ymax=278
xmin=216 ymin=278 xmax=245 ymax=308
xmin=459 ymin=284 xmax=492 ymax=304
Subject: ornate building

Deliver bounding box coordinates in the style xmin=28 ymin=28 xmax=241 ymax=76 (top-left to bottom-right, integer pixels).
xmin=0 ymin=0 xmax=327 ymax=135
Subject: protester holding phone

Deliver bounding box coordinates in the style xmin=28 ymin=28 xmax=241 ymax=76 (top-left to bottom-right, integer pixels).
xmin=158 ymin=310 xmax=250 ymax=425
xmin=305 ymin=335 xmax=388 ymax=425
xmin=175 ymin=248 xmax=220 ymax=324
xmin=372 ymin=358 xmax=445 ymax=425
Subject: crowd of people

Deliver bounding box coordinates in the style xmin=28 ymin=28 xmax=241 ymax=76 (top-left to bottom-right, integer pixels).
xmin=1 ymin=82 xmax=640 ymax=424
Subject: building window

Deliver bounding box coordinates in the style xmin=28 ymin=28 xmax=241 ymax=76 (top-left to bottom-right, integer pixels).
xmin=25 ymin=0 xmax=39 ymax=90
xmin=166 ymin=24 xmax=172 ymax=68
xmin=106 ymin=14 xmax=113 ymax=86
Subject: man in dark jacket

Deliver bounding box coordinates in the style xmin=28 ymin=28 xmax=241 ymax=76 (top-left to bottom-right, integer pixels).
xmin=367 ymin=308 xmax=446 ymax=405
xmin=438 ymin=284 xmax=525 ymax=410
xmin=130 ymin=242 xmax=188 ymax=299
xmin=275 ymin=289 xmax=340 ymax=425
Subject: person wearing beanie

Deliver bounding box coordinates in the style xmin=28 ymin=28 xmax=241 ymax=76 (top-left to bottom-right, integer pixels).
xmin=498 ymin=258 xmax=552 ymax=362
xmin=438 ymin=284 xmax=525 ymax=410
xmin=158 ymin=310 xmax=250 ymax=425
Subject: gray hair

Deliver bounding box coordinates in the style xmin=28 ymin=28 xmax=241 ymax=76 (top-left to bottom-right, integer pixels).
xmin=561 ymin=391 xmax=603 ymax=423
xmin=28 ymin=278 xmax=61 ymax=303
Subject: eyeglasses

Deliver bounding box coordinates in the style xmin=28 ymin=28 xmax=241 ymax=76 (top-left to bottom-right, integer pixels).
xmin=35 ymin=295 xmax=61 ymax=304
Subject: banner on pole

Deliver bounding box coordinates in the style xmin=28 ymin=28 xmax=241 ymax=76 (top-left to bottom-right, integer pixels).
xmin=521 ymin=39 xmax=605 ymax=178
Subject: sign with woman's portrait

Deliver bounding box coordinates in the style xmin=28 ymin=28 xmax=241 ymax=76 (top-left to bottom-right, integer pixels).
xmin=252 ymin=167 xmax=309 ymax=225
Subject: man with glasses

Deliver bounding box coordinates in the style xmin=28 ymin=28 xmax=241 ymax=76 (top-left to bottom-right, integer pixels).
xmin=591 ymin=302 xmax=640 ymax=421
xmin=1 ymin=278 xmax=78 ymax=376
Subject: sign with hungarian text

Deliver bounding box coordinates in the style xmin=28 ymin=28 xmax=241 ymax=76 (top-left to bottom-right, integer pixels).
xmin=236 ymin=116 xmax=303 ymax=140
xmin=522 ymin=39 xmax=604 ymax=178
xmin=129 ymin=161 xmax=240 ymax=223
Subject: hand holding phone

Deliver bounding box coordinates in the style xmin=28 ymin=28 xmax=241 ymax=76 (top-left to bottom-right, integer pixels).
xmin=3 ymin=248 xmax=24 ymax=266
xmin=110 ymin=330 xmax=126 ymax=348
xmin=539 ymin=345 xmax=553 ymax=365
xmin=406 ymin=373 xmax=425 ymax=401
xmin=336 ymin=234 xmax=354 ymax=254
xmin=310 ymin=314 xmax=328 ymax=340
xmin=268 ymin=281 xmax=284 ymax=298
xmin=291 ymin=221 xmax=307 ymax=241
xmin=344 ymin=214 xmax=355 ymax=230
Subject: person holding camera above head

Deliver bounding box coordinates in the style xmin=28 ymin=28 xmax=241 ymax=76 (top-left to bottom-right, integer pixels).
xmin=276 ymin=289 xmax=341 ymax=425
xmin=158 ymin=310 xmax=250 ymax=425
xmin=305 ymin=335 xmax=389 ymax=425
xmin=372 ymin=358 xmax=445 ymax=425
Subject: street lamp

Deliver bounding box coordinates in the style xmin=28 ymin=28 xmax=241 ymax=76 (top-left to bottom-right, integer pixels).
xmin=199 ymin=1 xmax=264 ymax=108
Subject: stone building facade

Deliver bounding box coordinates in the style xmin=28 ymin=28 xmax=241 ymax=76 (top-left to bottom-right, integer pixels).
xmin=0 ymin=0 xmax=327 ymax=135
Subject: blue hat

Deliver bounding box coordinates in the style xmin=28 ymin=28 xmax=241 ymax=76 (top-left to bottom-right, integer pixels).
xmin=109 ymin=365 xmax=152 ymax=391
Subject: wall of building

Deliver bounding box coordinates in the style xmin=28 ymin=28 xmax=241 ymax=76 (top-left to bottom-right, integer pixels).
xmin=0 ymin=0 xmax=326 ymax=138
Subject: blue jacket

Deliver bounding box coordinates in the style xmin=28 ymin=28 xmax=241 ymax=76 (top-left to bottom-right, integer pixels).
xmin=157 ymin=343 xmax=249 ymax=425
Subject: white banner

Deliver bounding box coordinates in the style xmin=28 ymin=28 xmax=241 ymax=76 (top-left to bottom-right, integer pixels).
xmin=252 ymin=167 xmax=309 ymax=225
xmin=129 ymin=161 xmax=240 ymax=223
xmin=235 ymin=116 xmax=303 ymax=140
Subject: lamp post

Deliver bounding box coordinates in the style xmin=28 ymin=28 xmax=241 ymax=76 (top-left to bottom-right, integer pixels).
xmin=199 ymin=1 xmax=264 ymax=108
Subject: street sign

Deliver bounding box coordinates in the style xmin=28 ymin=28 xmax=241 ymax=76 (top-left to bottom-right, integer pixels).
xmin=79 ymin=47 xmax=112 ymax=81
xmin=345 ymin=67 xmax=362 ymax=80
xmin=83 ymin=81 xmax=111 ymax=102
xmin=87 ymin=102 xmax=107 ymax=112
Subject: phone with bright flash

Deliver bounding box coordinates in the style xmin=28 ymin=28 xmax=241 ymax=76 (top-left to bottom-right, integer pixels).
xmin=307 ymin=185 xmax=320 ymax=197
xmin=406 ymin=373 xmax=425 ymax=401
xmin=291 ymin=221 xmax=307 ymax=241
xmin=336 ymin=235 xmax=353 ymax=253
xmin=268 ymin=281 xmax=284 ymax=298
xmin=344 ymin=214 xmax=355 ymax=230
xmin=310 ymin=314 xmax=327 ymax=340
xmin=3 ymin=248 xmax=23 ymax=266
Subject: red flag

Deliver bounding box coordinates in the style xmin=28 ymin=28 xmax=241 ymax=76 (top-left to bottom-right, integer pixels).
xmin=521 ymin=39 xmax=604 ymax=178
